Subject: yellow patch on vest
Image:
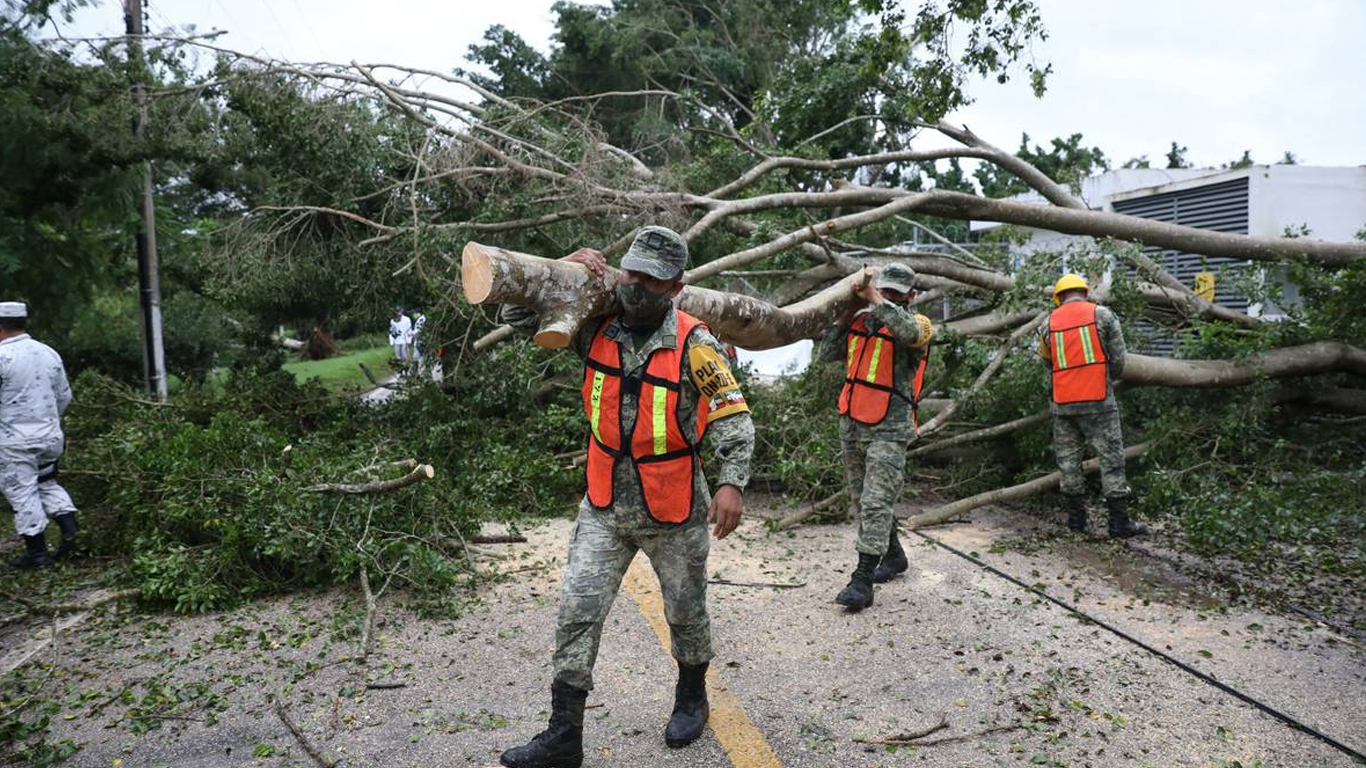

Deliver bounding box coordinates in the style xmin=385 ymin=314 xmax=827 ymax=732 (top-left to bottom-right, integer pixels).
xmin=688 ymin=344 xmax=749 ymax=422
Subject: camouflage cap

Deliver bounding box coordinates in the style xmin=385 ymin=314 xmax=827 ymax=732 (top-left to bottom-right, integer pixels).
xmin=620 ymin=226 xmax=688 ymax=280
xmin=875 ymin=263 xmax=917 ymax=294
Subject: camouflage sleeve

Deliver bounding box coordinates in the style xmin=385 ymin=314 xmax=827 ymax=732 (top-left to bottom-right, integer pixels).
xmin=815 ymin=323 xmax=847 ymax=364
xmin=496 ymin=305 xmax=595 ymax=358
xmin=686 ymin=331 xmax=754 ymax=491
xmin=1097 ymin=306 xmax=1127 ymax=378
xmin=871 ymin=302 xmax=932 ymax=347
xmin=1037 ymin=327 xmax=1053 ymax=364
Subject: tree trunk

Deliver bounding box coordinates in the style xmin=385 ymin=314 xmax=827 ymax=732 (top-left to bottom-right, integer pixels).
xmin=916 ymin=191 xmax=1366 ymax=267
xmin=1121 ymin=342 xmax=1366 ymax=388
xmin=461 ymin=242 xmax=867 ymax=350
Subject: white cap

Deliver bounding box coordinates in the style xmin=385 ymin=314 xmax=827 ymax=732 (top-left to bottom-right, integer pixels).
xmin=0 ymin=301 xmax=27 ymax=318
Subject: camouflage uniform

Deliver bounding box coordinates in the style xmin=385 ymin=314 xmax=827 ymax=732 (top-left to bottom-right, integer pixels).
xmin=818 ymin=302 xmax=933 ymax=556
xmin=0 ymin=333 xmax=77 ymax=537
xmin=502 ymin=303 xmax=754 ymax=691
xmin=1039 ymin=299 xmax=1129 ymax=499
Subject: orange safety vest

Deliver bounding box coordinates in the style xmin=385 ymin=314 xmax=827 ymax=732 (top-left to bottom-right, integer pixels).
xmin=1048 ymin=300 xmax=1109 ymax=404
xmin=838 ymin=313 xmax=930 ymax=430
xmin=582 ymin=312 xmax=710 ymax=524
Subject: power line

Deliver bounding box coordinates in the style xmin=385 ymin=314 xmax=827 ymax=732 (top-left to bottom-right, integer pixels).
xmin=910 ymin=528 xmax=1366 ymax=764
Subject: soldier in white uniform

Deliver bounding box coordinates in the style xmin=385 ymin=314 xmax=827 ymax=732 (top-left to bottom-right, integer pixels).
xmin=0 ymin=302 xmax=79 ymax=569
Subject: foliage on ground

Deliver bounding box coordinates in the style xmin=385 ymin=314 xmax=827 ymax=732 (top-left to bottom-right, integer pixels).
xmin=61 ymin=349 xmax=583 ymax=615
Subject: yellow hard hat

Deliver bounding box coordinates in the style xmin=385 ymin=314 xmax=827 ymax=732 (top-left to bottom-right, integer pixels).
xmin=1052 ymin=273 xmax=1090 ymax=306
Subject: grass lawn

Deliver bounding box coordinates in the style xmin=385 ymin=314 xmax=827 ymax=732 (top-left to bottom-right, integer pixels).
xmin=282 ymin=345 xmax=395 ymax=391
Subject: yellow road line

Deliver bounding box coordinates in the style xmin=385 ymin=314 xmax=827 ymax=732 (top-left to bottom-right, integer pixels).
xmin=623 ymin=557 xmax=786 ymax=768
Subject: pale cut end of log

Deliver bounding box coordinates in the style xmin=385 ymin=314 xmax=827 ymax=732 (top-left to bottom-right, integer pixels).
xmin=461 ymin=241 xmax=496 ymax=304
xmin=533 ymin=328 xmax=572 ymax=349
xmin=419 ymin=464 xmax=435 ymax=480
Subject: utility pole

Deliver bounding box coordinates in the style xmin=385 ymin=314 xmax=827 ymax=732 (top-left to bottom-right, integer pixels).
xmin=124 ymin=0 xmax=168 ymax=402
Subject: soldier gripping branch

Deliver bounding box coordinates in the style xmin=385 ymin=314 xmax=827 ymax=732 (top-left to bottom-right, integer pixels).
xmin=498 ymin=226 xmax=755 ymax=768
xmin=1039 ymin=274 xmax=1145 ymax=538
xmin=817 ymin=263 xmax=934 ymax=611
xmin=0 ymin=301 xmax=80 ymax=569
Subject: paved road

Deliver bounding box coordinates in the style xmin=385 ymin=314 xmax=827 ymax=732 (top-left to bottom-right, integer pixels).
xmin=34 ymin=503 xmax=1366 ymax=768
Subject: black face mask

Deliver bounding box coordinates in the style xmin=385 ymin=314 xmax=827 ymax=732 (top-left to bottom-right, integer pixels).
xmin=616 ymin=281 xmax=674 ymax=327
xmin=882 ymin=290 xmax=914 ymax=308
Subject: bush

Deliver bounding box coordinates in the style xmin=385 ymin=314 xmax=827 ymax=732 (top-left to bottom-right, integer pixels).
xmin=64 ymin=353 xmax=585 ymax=614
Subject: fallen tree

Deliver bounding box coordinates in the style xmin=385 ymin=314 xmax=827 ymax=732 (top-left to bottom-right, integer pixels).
xmin=907 ymin=442 xmax=1155 ymax=529
xmin=166 ymin=40 xmax=1364 ymax=562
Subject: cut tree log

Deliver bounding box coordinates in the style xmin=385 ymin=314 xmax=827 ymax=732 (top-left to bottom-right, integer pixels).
xmin=907 ymin=441 xmax=1154 ymax=529
xmin=461 ymin=241 xmax=867 ymax=350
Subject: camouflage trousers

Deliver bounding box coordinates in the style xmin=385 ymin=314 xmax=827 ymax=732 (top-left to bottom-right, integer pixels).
xmin=1052 ymin=408 xmax=1129 ymax=499
xmin=1 ymin=439 xmax=76 ymax=538
xmin=840 ymin=425 xmax=908 ymax=558
xmin=552 ymin=506 xmax=712 ymax=691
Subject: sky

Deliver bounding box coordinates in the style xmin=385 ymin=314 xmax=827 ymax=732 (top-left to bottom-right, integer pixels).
xmin=52 ymin=0 xmax=1366 ymax=169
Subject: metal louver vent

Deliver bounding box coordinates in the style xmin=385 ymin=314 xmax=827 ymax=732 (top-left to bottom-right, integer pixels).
xmin=1113 ymin=178 xmax=1250 ymax=355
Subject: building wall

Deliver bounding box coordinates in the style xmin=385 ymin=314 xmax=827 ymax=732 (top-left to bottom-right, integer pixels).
xmin=1248 ymin=165 xmax=1366 ymax=241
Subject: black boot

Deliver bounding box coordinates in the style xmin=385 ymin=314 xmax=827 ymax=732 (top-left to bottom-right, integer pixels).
xmin=872 ymin=526 xmax=908 ymax=583
xmin=500 ymin=681 xmax=587 ymax=768
xmin=835 ymin=553 xmax=879 ymax=611
xmin=1106 ymin=497 xmax=1147 ymax=539
xmin=11 ymin=534 xmax=54 ymax=570
xmin=52 ymin=513 xmax=78 ymax=560
xmin=664 ymin=662 xmax=709 ymax=748
xmin=1064 ymin=494 xmax=1088 ymax=533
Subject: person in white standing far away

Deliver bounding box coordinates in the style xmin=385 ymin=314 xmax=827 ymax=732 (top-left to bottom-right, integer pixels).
xmin=389 ymin=306 xmax=412 ymax=362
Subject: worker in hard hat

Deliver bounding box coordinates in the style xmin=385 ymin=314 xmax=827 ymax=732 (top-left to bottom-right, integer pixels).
xmin=817 ymin=262 xmax=935 ymax=611
xmin=0 ymin=301 xmax=80 ymax=569
xmin=1039 ymin=274 xmax=1145 ymax=538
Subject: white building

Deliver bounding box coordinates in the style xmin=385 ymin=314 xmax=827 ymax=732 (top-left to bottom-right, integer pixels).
xmin=973 ymin=165 xmax=1366 ymax=351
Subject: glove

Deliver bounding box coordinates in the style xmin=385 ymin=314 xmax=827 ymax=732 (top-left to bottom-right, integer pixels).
xmin=910 ymin=314 xmax=935 ymax=348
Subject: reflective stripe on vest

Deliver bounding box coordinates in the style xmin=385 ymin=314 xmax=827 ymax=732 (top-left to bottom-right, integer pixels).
xmin=581 ymin=312 xmax=708 ymax=524
xmin=1048 ymin=300 xmax=1109 ymax=404
xmin=837 ymin=313 xmax=928 ymax=426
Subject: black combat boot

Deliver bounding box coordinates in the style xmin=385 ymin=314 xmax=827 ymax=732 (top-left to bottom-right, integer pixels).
xmin=835 ymin=553 xmax=879 ymax=611
xmin=52 ymin=513 xmax=78 ymax=560
xmin=1106 ymin=497 xmax=1147 ymax=539
xmin=664 ymin=662 xmax=710 ymax=748
xmin=872 ymin=526 xmax=908 ymax=583
xmin=1064 ymin=494 xmax=1088 ymax=533
xmin=11 ymin=534 xmax=54 ymax=570
xmin=500 ymin=681 xmax=587 ymax=768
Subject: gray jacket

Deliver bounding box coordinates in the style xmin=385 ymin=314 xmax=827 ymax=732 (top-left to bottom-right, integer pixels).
xmin=0 ymin=334 xmax=72 ymax=448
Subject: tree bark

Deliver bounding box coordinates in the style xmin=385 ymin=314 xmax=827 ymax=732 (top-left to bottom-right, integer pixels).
xmin=775 ymin=490 xmax=847 ymax=530
xmin=907 ymin=412 xmax=1049 ymax=459
xmin=1121 ymin=342 xmax=1366 ymax=388
xmin=916 ymin=191 xmax=1366 ymax=266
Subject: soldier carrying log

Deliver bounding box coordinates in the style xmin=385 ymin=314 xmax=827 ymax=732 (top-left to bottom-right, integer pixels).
xmin=817 ymin=263 xmax=935 ymax=611
xmin=497 ymin=226 xmax=755 ymax=768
